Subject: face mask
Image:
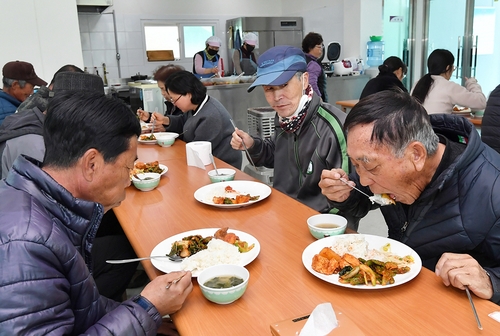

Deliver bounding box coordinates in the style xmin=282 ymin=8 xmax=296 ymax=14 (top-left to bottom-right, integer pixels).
xmin=293 ymin=74 xmax=308 ymax=115
xmin=207 ymin=48 xmax=218 ymax=56
xmin=245 ymin=44 xmax=255 ymax=53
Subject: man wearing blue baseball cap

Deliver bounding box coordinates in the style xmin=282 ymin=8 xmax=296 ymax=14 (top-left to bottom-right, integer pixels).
xmin=231 ymin=45 xmax=358 ymax=230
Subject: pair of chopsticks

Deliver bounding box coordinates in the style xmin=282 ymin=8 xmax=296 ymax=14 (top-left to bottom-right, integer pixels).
xmin=465 ymin=286 xmax=483 ymax=330
xmin=229 ymin=119 xmax=256 ymax=169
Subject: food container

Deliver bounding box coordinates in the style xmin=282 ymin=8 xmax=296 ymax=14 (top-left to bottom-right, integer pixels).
xmin=307 ymin=214 xmax=347 ymax=239
xmin=197 ymin=264 xmax=250 ymax=304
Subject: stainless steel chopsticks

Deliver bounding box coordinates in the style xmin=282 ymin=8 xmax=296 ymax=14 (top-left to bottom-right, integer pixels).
xmin=229 ymin=119 xmax=256 ymax=169
xmin=465 ymin=286 xmax=483 ymax=330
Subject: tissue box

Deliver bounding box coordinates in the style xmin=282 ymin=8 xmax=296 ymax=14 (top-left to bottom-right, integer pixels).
xmin=270 ymin=312 xmax=365 ymax=335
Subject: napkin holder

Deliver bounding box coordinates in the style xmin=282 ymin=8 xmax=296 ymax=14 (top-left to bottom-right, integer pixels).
xmin=270 ymin=311 xmax=365 ymax=336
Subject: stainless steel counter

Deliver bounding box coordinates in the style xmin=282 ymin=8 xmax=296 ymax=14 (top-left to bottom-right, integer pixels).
xmin=206 ymin=74 xmax=370 ymax=133
xmin=325 ymin=74 xmax=370 ymax=104
xmin=206 ymin=83 xmax=268 ymax=132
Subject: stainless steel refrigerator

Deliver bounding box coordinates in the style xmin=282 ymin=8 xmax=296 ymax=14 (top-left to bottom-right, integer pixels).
xmin=226 ymin=17 xmax=303 ymax=75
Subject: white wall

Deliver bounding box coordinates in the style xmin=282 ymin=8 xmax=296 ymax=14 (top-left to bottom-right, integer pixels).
xmin=0 ymin=0 xmax=84 ymax=84
xmin=0 ymin=0 xmax=385 ymax=84
xmin=79 ymin=0 xmax=284 ymax=81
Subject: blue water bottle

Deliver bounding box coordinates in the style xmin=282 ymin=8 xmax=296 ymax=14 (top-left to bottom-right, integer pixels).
xmin=366 ymin=41 xmax=384 ymax=67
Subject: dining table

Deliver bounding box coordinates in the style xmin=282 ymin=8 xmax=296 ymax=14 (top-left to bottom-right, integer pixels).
xmin=335 ymin=99 xmax=359 ymax=113
xmin=113 ymin=140 xmax=500 ymax=335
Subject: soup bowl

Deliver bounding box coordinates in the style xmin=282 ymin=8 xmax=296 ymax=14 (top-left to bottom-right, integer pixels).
xmin=307 ymin=214 xmax=347 ymax=239
xmin=197 ymin=264 xmax=249 ymax=304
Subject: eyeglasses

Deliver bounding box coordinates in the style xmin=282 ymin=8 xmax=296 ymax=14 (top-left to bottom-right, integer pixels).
xmin=169 ymin=95 xmax=182 ymax=104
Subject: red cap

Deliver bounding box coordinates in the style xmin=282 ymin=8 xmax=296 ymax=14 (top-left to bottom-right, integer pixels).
xmin=2 ymin=61 xmax=47 ymax=86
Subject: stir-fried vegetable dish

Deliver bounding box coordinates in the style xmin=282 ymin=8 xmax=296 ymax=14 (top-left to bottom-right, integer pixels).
xmin=311 ymin=246 xmax=412 ymax=286
xmin=167 ymin=227 xmax=255 ymax=259
xmin=212 ymin=186 xmax=260 ymax=204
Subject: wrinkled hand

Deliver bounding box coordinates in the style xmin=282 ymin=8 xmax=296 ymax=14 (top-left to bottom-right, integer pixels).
xmin=319 ymin=169 xmax=352 ymax=202
xmin=151 ymin=112 xmax=168 ymax=129
xmin=140 ymin=271 xmax=193 ymax=316
xmin=137 ymin=109 xmax=150 ymax=122
xmin=230 ymin=128 xmax=254 ymax=151
xmin=435 ymin=253 xmax=493 ymax=300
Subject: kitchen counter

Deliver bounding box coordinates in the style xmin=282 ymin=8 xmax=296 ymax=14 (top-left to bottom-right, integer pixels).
xmin=325 ymin=74 xmax=370 ymax=105
xmin=205 ymin=83 xmax=269 ymax=132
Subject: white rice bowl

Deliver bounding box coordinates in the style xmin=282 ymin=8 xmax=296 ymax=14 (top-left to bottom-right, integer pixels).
xmin=180 ymin=239 xmax=242 ymax=272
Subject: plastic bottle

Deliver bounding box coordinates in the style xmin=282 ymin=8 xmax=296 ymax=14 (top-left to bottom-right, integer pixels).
xmin=366 ymin=41 xmax=385 ymax=67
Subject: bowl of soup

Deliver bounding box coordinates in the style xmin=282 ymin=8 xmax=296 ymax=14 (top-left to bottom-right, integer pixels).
xmin=197 ymin=264 xmax=250 ymax=304
xmin=307 ymin=214 xmax=347 ymax=239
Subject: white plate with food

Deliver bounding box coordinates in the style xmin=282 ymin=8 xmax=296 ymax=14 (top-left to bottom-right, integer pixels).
xmin=302 ymin=234 xmax=422 ymax=289
xmin=150 ymin=228 xmax=260 ymax=277
xmin=194 ymin=180 xmax=272 ymax=208
xmin=452 ymin=105 xmax=472 ymax=115
xmin=132 ymin=161 xmax=168 ymax=176
xmin=140 ymin=122 xmax=152 ymax=132
xmin=138 ymin=134 xmax=157 ymax=144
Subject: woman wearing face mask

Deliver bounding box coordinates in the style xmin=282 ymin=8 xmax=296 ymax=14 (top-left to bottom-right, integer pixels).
xmin=232 ymin=33 xmax=258 ymax=75
xmin=193 ymin=36 xmax=222 ymax=79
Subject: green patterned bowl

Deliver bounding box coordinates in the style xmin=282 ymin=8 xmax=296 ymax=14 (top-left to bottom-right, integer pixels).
xmin=197 ymin=265 xmax=250 ymax=304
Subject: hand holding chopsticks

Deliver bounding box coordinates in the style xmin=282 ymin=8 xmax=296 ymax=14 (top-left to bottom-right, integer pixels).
xmin=465 ymin=285 xmax=483 ymax=330
xmin=229 ymin=119 xmax=257 ymax=169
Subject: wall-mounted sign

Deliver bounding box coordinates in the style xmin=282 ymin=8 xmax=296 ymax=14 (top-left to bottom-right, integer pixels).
xmin=389 ymin=16 xmax=404 ymax=22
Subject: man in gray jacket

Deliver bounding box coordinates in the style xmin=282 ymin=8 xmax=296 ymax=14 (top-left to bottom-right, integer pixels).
xmin=230 ymin=45 xmax=355 ymax=229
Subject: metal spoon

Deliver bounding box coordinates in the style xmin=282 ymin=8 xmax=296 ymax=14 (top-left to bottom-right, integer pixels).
xmin=106 ymin=255 xmax=183 ymax=264
xmin=339 ymin=177 xmax=378 ymax=205
xmin=210 ymin=153 xmax=226 ymax=176
xmin=133 ymin=174 xmax=154 ymax=181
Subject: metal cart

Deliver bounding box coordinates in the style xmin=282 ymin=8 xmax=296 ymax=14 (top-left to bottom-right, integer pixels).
xmin=243 ymin=107 xmax=276 ymax=186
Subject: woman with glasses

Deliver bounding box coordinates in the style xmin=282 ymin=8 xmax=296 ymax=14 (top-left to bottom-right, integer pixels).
xmin=302 ymin=32 xmax=328 ymax=102
xmin=164 ymin=70 xmax=242 ymax=168
xmin=360 ymin=56 xmax=408 ymax=99
xmin=193 ymin=36 xmax=222 ymax=79
xmin=411 ymin=49 xmax=486 ymax=114
xmin=136 ymin=64 xmax=188 ymax=137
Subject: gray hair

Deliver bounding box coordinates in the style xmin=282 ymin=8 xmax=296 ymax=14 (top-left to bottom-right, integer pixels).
xmin=345 ymin=90 xmax=439 ymax=158
xmin=2 ymin=77 xmax=28 ymax=89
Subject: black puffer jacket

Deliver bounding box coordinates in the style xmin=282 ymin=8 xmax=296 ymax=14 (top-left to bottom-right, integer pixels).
xmin=329 ymin=114 xmax=500 ymax=304
xmin=481 ymin=84 xmax=500 ymax=153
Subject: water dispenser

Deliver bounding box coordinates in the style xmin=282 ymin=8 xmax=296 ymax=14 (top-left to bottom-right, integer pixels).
xmin=366 ymin=37 xmax=384 ymax=68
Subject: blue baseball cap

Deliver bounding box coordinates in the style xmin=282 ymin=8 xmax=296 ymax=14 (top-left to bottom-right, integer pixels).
xmin=247 ymin=45 xmax=307 ymax=92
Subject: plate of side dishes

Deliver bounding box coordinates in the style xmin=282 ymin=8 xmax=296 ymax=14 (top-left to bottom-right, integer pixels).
xmin=194 ymin=180 xmax=272 ymax=209
xmin=302 ymin=234 xmax=422 ymax=289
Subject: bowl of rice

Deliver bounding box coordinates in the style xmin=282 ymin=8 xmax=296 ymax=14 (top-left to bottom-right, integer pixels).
xmin=197 ymin=264 xmax=250 ymax=304
xmin=307 ymin=214 xmax=347 ymax=239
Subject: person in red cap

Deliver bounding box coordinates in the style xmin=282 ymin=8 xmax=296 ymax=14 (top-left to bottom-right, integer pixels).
xmin=0 ymin=60 xmax=47 ymax=125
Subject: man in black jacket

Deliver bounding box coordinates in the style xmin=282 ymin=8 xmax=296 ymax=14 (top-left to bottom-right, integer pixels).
xmin=320 ymin=90 xmax=500 ymax=305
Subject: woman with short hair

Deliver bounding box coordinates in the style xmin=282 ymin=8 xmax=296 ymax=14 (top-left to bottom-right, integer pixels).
xmin=165 ymin=71 xmax=242 ymax=168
